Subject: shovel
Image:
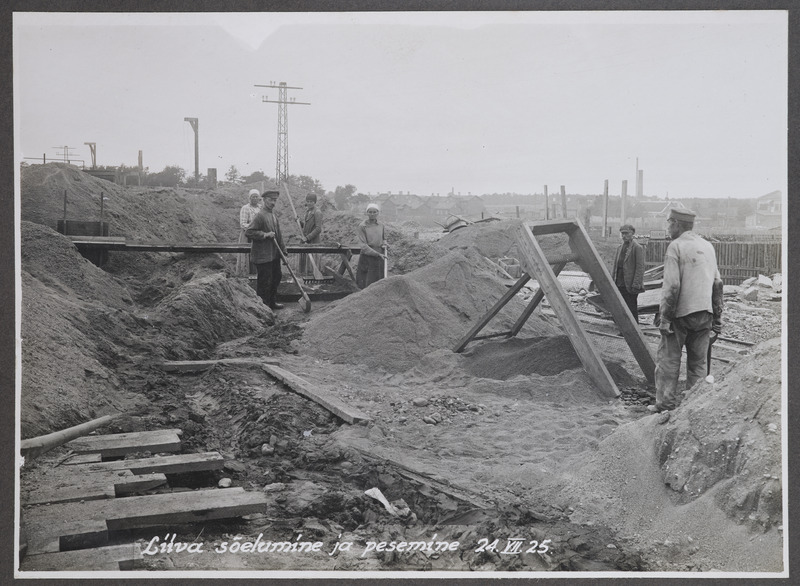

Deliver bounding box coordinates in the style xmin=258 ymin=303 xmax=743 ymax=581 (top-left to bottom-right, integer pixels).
xmin=276 ymin=246 xmax=311 ymax=313
xmin=707 ymin=331 xmax=719 ymax=375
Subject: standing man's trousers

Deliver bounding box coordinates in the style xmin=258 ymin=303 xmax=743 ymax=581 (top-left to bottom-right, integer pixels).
xmin=654 ymin=311 xmax=713 ymax=411
xmin=255 ymin=259 xmax=282 ymax=309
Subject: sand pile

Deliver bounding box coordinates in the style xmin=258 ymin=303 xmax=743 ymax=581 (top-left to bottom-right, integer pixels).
xmin=20 ymin=223 xmax=144 ymax=436
xmin=463 ymin=336 xmax=583 ymax=379
xmin=21 ymin=221 xmax=133 ymax=307
xmin=300 ymin=247 xmax=561 ymax=372
xmin=152 ymin=274 xmax=273 ymax=358
xmin=439 ymin=219 xmax=524 ymax=259
xmin=20 ymin=163 xmax=239 ymax=242
xmin=438 ymin=218 xmax=622 ymax=269
xmin=19 ymin=221 xmax=274 ymax=436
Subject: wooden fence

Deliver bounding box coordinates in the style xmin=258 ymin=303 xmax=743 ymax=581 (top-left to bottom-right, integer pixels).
xmin=644 ymin=240 xmax=782 ymax=285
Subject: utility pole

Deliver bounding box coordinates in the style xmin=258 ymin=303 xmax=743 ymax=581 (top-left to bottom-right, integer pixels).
xmin=84 ymin=142 xmax=96 ymax=168
xmin=560 ymin=185 xmax=567 ymax=218
xmin=255 ymin=81 xmax=310 ymax=186
xmin=602 ymin=179 xmax=609 ymax=237
xmin=621 ymin=179 xmax=628 ymax=225
xmin=52 ymin=145 xmax=78 ymax=164
xmin=543 ymin=185 xmax=549 ymax=220
xmin=184 ymin=118 xmax=199 ymax=183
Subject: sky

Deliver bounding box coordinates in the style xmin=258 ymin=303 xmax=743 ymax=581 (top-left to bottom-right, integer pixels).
xmin=13 ymin=10 xmax=787 ymax=199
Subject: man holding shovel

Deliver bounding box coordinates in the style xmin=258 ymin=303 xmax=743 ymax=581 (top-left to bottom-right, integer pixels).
xmin=246 ymin=190 xmax=288 ymax=311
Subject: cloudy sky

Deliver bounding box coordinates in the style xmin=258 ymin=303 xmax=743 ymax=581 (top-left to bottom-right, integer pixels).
xmin=14 ymin=10 xmax=787 ymax=198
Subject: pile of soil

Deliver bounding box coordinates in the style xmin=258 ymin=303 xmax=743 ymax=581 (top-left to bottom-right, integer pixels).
xmin=541 ymin=337 xmax=783 ymax=572
xmin=438 ymin=219 xmax=621 ymax=269
xmin=19 ymin=220 xmax=274 ymax=437
xmin=300 ymin=247 xmax=561 ymax=373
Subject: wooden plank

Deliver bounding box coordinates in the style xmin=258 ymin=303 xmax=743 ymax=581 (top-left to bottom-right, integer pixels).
xmin=261 ymin=364 xmax=370 ymax=424
xmin=350 ymin=446 xmax=495 ymax=510
xmin=23 ymin=469 xmax=168 ymax=505
xmin=510 ymin=261 xmax=567 ymax=336
xmin=61 ymin=453 xmax=102 ymax=465
xmin=20 ymin=543 xmax=143 ymax=571
xmin=65 ymin=429 xmax=182 ymax=458
xmin=322 ymin=265 xmax=358 ymax=288
xmin=24 ymin=518 xmax=109 ymax=555
xmin=516 ymin=222 xmax=620 ymax=398
xmin=566 ymin=221 xmax=656 ymax=382
xmin=527 ymin=218 xmax=579 ymax=237
xmin=24 ymin=488 xmax=268 ymax=537
xmin=115 ymin=473 xmax=169 ymax=495
xmin=68 ymin=240 xmax=362 ymax=255
xmin=339 ymin=250 xmax=359 ymax=283
xmin=160 ymin=357 xmax=280 ymax=372
xmin=472 ymin=330 xmax=513 ymax=341
xmin=452 ymin=274 xmax=531 ymax=353
xmin=70 ymin=452 xmax=225 ymax=475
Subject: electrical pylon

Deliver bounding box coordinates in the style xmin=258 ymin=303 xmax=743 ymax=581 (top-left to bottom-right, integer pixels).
xmin=254 ymin=81 xmax=310 ymax=185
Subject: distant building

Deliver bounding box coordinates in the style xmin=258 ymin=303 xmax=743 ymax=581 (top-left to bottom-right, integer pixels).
xmin=746 ymin=190 xmax=782 ymax=229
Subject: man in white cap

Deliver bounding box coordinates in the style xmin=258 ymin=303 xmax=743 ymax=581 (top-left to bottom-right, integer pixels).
xmin=246 ymin=190 xmax=288 ymax=310
xmin=356 ymin=203 xmax=388 ymax=288
xmin=652 ymin=208 xmax=723 ymax=414
xmin=236 ymin=189 xmax=262 ymax=276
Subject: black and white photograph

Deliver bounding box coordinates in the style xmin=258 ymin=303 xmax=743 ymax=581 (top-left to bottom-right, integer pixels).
xmin=11 ymin=8 xmax=790 ymax=580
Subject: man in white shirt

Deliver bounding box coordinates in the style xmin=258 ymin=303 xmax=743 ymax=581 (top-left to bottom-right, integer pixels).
xmin=652 ymin=208 xmax=723 ymax=413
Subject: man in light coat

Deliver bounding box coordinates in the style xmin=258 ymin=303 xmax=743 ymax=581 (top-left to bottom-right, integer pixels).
xmin=652 ymin=208 xmax=723 ymax=414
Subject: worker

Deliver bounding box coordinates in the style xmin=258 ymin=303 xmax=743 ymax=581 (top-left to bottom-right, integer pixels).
xmin=236 ymin=189 xmax=262 ymax=276
xmin=611 ymin=223 xmax=645 ymax=323
xmin=245 ymin=190 xmax=288 ymax=311
xmin=651 ymin=208 xmax=723 ymax=414
xmin=298 ymin=192 xmax=323 ymax=276
xmin=356 ymin=203 xmax=388 ymax=289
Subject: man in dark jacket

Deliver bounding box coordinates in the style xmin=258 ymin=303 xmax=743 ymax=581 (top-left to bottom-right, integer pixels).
xmin=612 ymin=224 xmax=645 ymax=323
xmin=245 ymin=190 xmax=288 ymax=310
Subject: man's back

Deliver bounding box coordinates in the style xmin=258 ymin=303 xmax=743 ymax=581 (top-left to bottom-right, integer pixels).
xmin=664 ymin=232 xmax=719 ymax=318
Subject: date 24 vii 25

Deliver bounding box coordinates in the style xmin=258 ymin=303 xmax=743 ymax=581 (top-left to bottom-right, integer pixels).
xmin=474 ymin=538 xmax=552 ymax=555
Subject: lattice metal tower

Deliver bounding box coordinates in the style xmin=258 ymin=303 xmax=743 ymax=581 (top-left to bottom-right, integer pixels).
xmin=255 ymin=81 xmax=310 ymax=185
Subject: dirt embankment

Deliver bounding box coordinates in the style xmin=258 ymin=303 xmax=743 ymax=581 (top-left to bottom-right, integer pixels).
xmin=20 ymin=220 xmax=274 ymax=437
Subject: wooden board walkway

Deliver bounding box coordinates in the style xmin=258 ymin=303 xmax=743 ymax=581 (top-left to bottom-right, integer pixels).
xmin=261 ymin=364 xmax=370 ymax=425
xmin=64 ymin=429 xmax=182 ymax=458
xmin=20 ymin=543 xmax=143 ymax=571
xmin=24 ymin=488 xmax=268 ymax=555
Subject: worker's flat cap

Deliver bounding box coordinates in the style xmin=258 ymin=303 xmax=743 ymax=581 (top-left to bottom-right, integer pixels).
xmin=619 ymin=224 xmax=635 ymax=233
xmin=262 ymin=190 xmax=280 ymax=198
xmin=668 ymin=208 xmax=696 ymax=222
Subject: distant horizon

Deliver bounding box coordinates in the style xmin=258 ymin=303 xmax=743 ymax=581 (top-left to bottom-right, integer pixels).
xmin=14 ymin=11 xmax=787 ymax=201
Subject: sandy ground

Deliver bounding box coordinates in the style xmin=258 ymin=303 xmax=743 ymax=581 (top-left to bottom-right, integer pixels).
xmin=17 ymin=163 xmax=785 ymax=575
